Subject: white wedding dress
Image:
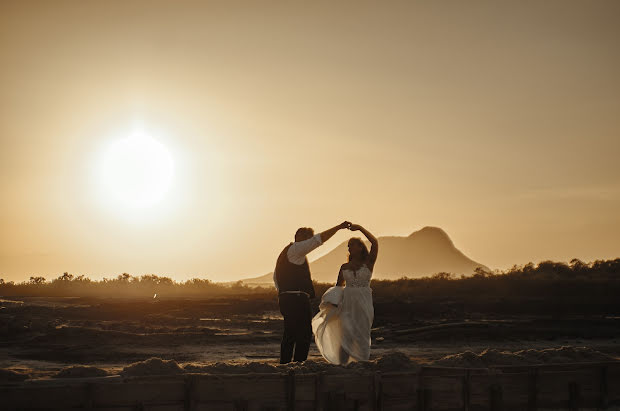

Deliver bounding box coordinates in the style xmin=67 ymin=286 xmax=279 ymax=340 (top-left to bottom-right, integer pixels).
xmin=311 ymin=264 xmax=374 ymax=364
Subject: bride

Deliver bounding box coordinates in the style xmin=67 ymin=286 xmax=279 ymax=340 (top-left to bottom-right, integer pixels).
xmin=311 ymin=224 xmax=378 ymax=364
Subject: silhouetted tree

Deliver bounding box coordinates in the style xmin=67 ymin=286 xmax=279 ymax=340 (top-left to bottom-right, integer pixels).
xmin=56 ymin=272 xmax=74 ymax=282
xmin=431 ymin=272 xmax=453 ymax=280
xmin=28 ymin=276 xmax=46 ymax=285
xmin=117 ymin=273 xmax=132 ymax=282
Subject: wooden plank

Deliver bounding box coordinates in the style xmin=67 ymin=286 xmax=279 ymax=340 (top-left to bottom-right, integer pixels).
xmin=85 ymin=381 xmax=94 ymax=411
xmin=568 ymin=381 xmax=579 ymax=411
xmin=379 ymin=372 xmax=418 ymax=398
xmin=286 ymin=370 xmax=296 ymax=411
xmin=420 ymin=375 xmax=464 ymax=410
xmin=234 ymin=398 xmax=248 ymax=411
xmin=315 ymin=372 xmax=325 ymax=411
xmin=323 ymin=373 xmax=375 ymax=393
xmin=599 ymin=365 xmax=608 ymax=410
xmin=192 ymin=374 xmax=287 ymax=402
xmin=288 ymin=400 xmax=317 ymax=411
xmin=417 ymin=387 xmax=431 ymax=411
xmin=527 ymin=368 xmax=538 ymax=411
xmin=185 ymin=374 xmax=195 ymax=411
xmin=568 ymin=367 xmax=602 ymax=408
xmin=373 ymin=372 xmax=383 ymax=411
xmin=493 ymin=372 xmax=529 ymax=411
xmin=290 ymin=373 xmax=317 ymax=402
xmin=326 ymin=391 xmax=346 ymax=411
xmin=323 ymin=373 xmax=376 ymax=410
xmin=0 ymin=384 xmax=89 ymax=409
xmin=3 ymin=362 xmax=620 ymax=411
xmin=543 ymin=367 xmax=602 ymax=409
xmin=536 ymin=370 xmax=585 ymax=409
xmin=92 ymin=379 xmax=185 ymax=408
xmin=134 ymin=406 xmax=184 ymax=411
xmin=194 ymin=402 xmax=235 ymax=411
xmin=469 ymin=373 xmax=492 ymax=411
xmin=607 ymin=362 xmax=620 ymax=406
xmin=375 ymin=373 xmax=417 ymax=411
xmin=417 ymin=367 xmax=487 ymax=377
xmin=489 ymin=383 xmax=502 ymax=411
xmin=463 ymin=370 xmax=471 ymax=411
xmin=494 ymin=360 xmax=620 ymax=373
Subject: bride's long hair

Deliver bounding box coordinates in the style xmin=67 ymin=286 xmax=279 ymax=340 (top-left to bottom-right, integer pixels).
xmin=347 ymin=237 xmax=369 ymax=263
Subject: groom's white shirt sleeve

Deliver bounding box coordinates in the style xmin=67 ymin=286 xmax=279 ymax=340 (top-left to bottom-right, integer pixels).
xmin=287 ymin=234 xmax=324 ymax=264
xmin=273 ymin=234 xmax=323 ymax=292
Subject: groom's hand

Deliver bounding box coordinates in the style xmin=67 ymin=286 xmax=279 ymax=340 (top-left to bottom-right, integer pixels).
xmin=339 ymin=221 xmax=352 ymax=230
xmin=321 ymin=221 xmax=352 ymax=243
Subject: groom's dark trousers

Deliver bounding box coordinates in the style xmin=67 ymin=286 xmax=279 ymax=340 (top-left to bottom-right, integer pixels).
xmin=274 ymin=242 xmax=316 ymax=363
xmin=278 ymin=292 xmax=312 ymax=363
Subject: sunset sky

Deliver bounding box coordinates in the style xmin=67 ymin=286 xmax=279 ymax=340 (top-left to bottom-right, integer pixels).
xmin=1 ymin=1 xmax=619 ymax=283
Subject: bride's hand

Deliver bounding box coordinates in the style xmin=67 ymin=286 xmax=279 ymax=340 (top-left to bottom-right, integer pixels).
xmin=348 ymin=224 xmax=362 ymax=231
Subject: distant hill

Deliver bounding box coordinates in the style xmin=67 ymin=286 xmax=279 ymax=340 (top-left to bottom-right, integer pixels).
xmin=242 ymin=226 xmax=489 ymax=286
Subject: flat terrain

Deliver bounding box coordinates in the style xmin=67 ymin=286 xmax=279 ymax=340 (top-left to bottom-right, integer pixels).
xmin=1 ymin=296 xmax=619 ymax=379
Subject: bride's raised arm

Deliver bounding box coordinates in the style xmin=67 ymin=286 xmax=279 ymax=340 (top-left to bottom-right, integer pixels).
xmin=349 ymin=224 xmax=378 ymax=269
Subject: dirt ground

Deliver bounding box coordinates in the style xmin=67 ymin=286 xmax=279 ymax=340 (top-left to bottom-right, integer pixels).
xmin=1 ymin=296 xmax=619 ymax=380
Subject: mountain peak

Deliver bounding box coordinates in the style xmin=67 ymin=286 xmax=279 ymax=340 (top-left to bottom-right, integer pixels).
xmin=408 ymin=226 xmax=454 ymax=246
xmin=410 ymin=226 xmax=447 ymax=235
xmin=242 ymin=226 xmax=489 ymax=284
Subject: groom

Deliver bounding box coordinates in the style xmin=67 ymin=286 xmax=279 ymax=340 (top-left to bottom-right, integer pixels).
xmin=274 ymin=221 xmax=351 ymax=363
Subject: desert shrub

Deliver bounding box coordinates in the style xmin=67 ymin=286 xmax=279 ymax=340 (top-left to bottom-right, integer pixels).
xmin=1 ymin=258 xmax=618 ymax=310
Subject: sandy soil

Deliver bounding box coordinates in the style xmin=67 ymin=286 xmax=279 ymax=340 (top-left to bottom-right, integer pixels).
xmin=1 ymin=296 xmax=619 ymax=380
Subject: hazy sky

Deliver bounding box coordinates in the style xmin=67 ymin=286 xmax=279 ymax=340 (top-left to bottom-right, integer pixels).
xmin=1 ymin=1 xmax=619 ymax=283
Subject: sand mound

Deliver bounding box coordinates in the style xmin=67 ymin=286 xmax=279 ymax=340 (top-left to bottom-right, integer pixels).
xmin=373 ymin=351 xmax=420 ymax=372
xmin=277 ymin=352 xmax=420 ymax=375
xmin=0 ymin=368 xmax=30 ymax=382
xmin=184 ymin=361 xmax=281 ymax=374
xmin=185 ymin=352 xmax=421 ymax=375
xmin=432 ymin=346 xmax=616 ymax=368
xmin=184 ymin=359 xmax=348 ymax=375
xmin=121 ymin=357 xmax=184 ymax=377
xmin=122 ymin=352 xmax=421 ymax=377
xmin=54 ymin=365 xmax=109 ymax=379
xmin=281 ymin=359 xmax=344 ymax=374
xmin=432 ymin=349 xmax=531 ymax=368
xmin=114 ymin=347 xmax=615 ymax=378
xmin=516 ymin=345 xmax=616 ymax=364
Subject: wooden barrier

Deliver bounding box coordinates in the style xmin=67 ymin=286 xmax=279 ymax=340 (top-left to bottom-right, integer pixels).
xmin=1 ymin=361 xmax=619 ymax=410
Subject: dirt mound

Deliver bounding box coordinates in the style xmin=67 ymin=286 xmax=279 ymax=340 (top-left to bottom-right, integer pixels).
xmin=184 ymin=352 xmax=421 ymax=375
xmin=432 ymin=346 xmax=616 ymax=368
xmin=113 ymin=348 xmax=615 ymax=378
xmin=516 ymin=345 xmax=616 ymax=364
xmin=54 ymin=365 xmax=109 ymax=378
xmin=432 ymin=349 xmax=533 ymax=368
xmin=184 ymin=361 xmax=281 ymax=374
xmin=373 ymin=351 xmax=420 ymax=372
xmin=121 ymin=357 xmax=184 ymax=377
xmin=281 ymin=359 xmax=343 ymax=374
xmin=0 ymin=368 xmax=30 ymax=382
xmin=184 ymin=359 xmax=348 ymax=375
xmin=119 ymin=352 xmax=421 ymax=377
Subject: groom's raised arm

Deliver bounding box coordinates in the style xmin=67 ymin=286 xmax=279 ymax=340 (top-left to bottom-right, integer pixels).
xmin=320 ymin=221 xmax=351 ymax=243
xmin=287 ymin=234 xmax=323 ymax=264
xmin=287 ymin=221 xmax=351 ymax=264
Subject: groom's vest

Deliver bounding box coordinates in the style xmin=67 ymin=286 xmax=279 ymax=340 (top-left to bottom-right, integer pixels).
xmin=274 ymin=243 xmax=316 ymax=299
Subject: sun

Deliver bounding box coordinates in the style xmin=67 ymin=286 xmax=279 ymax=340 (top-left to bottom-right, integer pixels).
xmin=100 ymin=133 xmax=174 ymax=209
